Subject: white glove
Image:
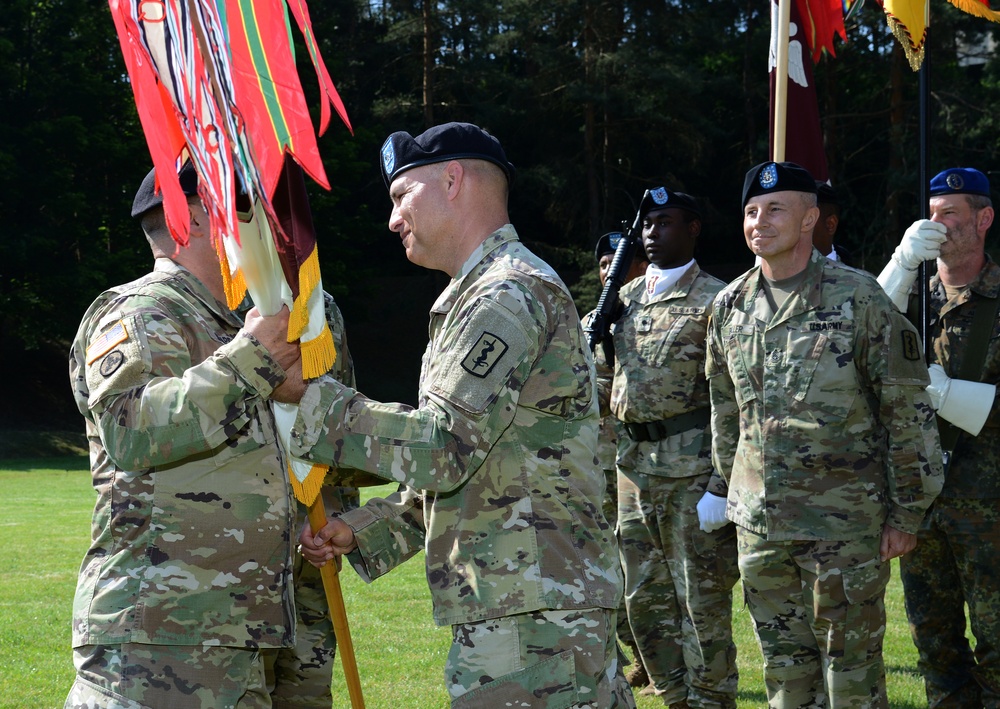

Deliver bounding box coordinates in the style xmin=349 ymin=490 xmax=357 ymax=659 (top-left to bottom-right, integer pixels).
xmin=927 ymin=363 xmax=996 ymax=436
xmin=696 ymin=491 xmax=730 ymax=533
xmin=877 ymin=220 xmax=948 ymax=311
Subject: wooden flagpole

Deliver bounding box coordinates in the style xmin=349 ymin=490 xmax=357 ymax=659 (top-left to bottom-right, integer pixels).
xmin=307 ymin=496 xmax=366 ymax=708
xmin=773 ymin=0 xmax=793 ymax=161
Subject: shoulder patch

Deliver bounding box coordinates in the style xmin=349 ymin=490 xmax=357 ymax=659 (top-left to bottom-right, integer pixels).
xmin=461 ymin=331 xmax=509 ymax=378
xmin=901 ymin=329 xmax=921 ymax=361
xmin=86 ymin=320 xmax=129 ymax=365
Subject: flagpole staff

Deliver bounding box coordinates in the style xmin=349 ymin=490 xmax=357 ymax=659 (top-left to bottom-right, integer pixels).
xmin=773 ymin=0 xmax=793 ymax=161
xmin=919 ymin=2 xmax=932 ymax=359
xmin=307 ymin=496 xmax=366 ymax=709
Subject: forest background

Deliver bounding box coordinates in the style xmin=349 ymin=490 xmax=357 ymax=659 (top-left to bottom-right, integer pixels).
xmin=4 ymin=0 xmax=1000 ymax=426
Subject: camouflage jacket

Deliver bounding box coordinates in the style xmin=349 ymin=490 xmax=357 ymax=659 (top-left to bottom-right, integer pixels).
xmin=291 ymin=225 xmax=622 ymax=626
xmin=923 ymin=255 xmax=1000 ymax=498
xmin=68 ymin=259 xmax=295 ymax=648
xmin=706 ymin=249 xmax=944 ymax=540
xmin=608 ymin=262 xmax=723 ymax=478
xmin=581 ymin=307 xmax=619 ymax=471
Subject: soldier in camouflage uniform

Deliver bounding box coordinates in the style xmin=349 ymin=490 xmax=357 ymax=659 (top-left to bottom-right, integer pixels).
xmin=602 ymin=188 xmax=739 ymax=708
xmin=701 ymin=161 xmax=944 ymax=708
xmin=265 ymin=292 xmax=359 ymax=708
xmin=585 ymin=231 xmax=650 ymax=690
xmin=281 ymin=122 xmax=634 ymax=708
xmin=65 ymin=163 xmax=300 ymax=708
xmin=877 ymin=167 xmax=1000 ymax=707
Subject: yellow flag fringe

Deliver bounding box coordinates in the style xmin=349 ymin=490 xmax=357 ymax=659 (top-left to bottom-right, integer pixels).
xmin=289 ymin=247 xmax=322 ymax=341
xmin=289 ymin=461 xmax=329 ymax=506
xmin=301 ymin=321 xmax=336 ymax=379
xmin=217 ymin=242 xmax=249 ymax=310
xmin=947 ymin=0 xmax=1000 ymax=23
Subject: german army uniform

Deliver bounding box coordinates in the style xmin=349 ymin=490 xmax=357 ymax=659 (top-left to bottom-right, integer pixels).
xmin=66 ymin=259 xmax=296 ymax=708
xmin=265 ymin=291 xmax=359 ymax=708
xmin=899 ymin=255 xmax=1000 ymax=707
xmin=290 ymin=226 xmax=633 ymax=708
xmin=610 ymin=262 xmax=739 ymax=708
xmin=706 ymin=249 xmax=944 ymax=708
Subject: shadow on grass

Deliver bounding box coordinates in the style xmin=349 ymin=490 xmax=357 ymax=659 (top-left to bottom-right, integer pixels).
xmin=2 ymin=454 xmax=89 ymax=471
xmin=737 ymin=688 xmax=768 ymax=704
xmin=0 ymin=430 xmax=87 ymax=460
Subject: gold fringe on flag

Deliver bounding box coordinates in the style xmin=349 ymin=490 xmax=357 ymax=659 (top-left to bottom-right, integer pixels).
xmin=217 ymin=242 xmax=249 ymax=310
xmin=289 ymin=461 xmax=330 ymax=506
xmin=288 ymin=246 xmax=322 ymax=341
xmin=301 ymin=321 xmax=337 ymax=380
xmin=888 ymin=16 xmax=926 ymax=71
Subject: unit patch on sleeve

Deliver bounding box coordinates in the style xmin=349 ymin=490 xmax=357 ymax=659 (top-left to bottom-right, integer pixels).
xmin=901 ymin=329 xmax=921 ymax=361
xmin=461 ymin=331 xmax=509 ymax=378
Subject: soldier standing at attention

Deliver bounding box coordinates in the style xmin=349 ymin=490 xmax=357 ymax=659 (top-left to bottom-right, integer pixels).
xmin=700 ymin=161 xmax=944 ymax=708
xmin=586 ymin=231 xmax=650 ymax=691
xmin=281 ymin=122 xmax=634 ymax=708
xmin=66 ymin=162 xmax=301 ymax=708
xmin=877 ymin=166 xmax=1000 ymax=707
xmin=606 ymin=187 xmax=739 ymax=709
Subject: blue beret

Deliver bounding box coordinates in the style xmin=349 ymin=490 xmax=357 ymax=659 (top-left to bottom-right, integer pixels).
xmin=930 ymin=167 xmax=991 ymax=198
xmin=639 ymin=187 xmax=702 ymax=220
xmin=595 ymin=231 xmax=625 ymax=260
xmin=131 ymin=161 xmax=199 ymax=218
xmin=742 ymin=161 xmax=817 ymax=207
xmin=379 ymin=122 xmax=515 ymax=188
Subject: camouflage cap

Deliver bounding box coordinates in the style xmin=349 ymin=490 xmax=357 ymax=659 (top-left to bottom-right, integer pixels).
xmin=379 ymin=122 xmax=516 ymax=188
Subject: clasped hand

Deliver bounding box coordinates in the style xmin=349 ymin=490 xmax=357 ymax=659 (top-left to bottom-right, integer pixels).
xmin=299 ymin=517 xmax=358 ymax=568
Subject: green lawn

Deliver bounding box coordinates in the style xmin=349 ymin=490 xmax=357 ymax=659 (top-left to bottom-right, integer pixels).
xmin=1 ymin=458 xmax=931 ymax=708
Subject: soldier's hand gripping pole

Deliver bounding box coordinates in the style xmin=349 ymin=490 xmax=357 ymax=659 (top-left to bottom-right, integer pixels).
xmin=307 ymin=495 xmax=366 ymax=709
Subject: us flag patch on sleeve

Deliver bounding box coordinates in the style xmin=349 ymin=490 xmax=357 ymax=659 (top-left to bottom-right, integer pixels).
xmin=86 ymin=320 xmax=129 ymax=365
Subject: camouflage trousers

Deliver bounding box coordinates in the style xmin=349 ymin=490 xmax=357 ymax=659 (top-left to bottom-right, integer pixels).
xmin=736 ymin=528 xmax=890 ymax=709
xmin=899 ymin=496 xmax=1000 ymax=708
xmin=65 ymin=643 xmax=270 ymax=708
xmin=617 ymin=469 xmax=739 ymax=708
xmin=263 ymin=552 xmax=337 ymax=708
xmin=445 ymin=607 xmax=637 ymax=708
xmin=604 ymin=467 xmax=641 ymax=666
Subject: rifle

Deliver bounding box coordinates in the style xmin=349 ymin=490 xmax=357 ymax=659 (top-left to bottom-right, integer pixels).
xmin=585 ymin=190 xmax=648 ymax=366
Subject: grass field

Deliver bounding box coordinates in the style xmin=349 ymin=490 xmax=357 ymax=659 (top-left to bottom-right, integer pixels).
xmin=0 ymin=456 xmax=932 ymax=708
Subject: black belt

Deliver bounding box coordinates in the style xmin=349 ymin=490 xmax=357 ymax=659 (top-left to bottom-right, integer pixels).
xmin=622 ymin=407 xmax=711 ymax=443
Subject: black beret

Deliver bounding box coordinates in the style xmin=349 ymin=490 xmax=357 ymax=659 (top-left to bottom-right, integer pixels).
xmin=379 ymin=122 xmax=515 ymax=188
xmin=930 ymin=167 xmax=991 ymax=198
xmin=815 ymin=181 xmax=839 ymax=207
xmin=595 ymin=231 xmax=625 ymax=261
xmin=742 ymin=161 xmax=817 ymax=207
xmin=131 ymin=161 xmax=199 ymax=218
xmin=639 ymin=187 xmax=702 ymax=220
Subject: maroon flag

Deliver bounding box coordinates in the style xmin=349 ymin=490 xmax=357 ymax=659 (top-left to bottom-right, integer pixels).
xmin=769 ymin=0 xmax=830 ymax=182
